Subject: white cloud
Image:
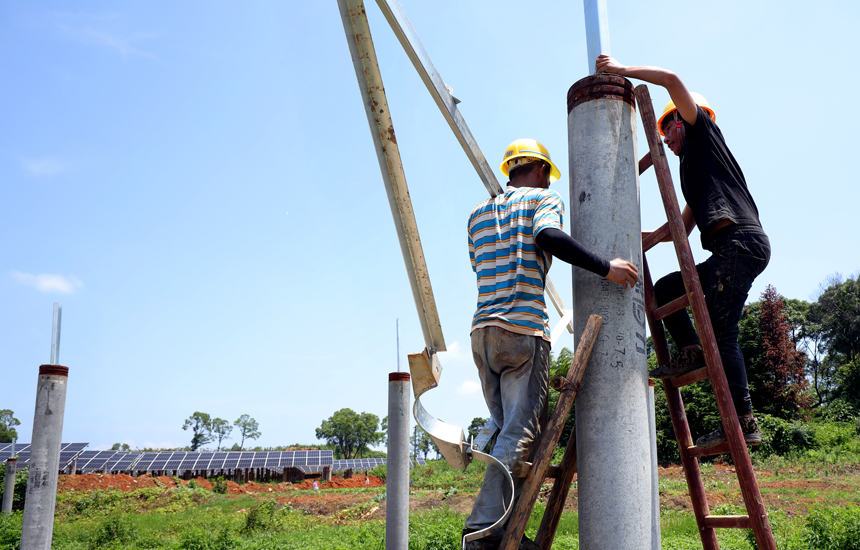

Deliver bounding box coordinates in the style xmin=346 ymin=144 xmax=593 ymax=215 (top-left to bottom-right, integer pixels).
xmin=455 ymin=380 xmax=482 ymax=396
xmin=52 ymin=12 xmax=157 ymax=60
xmin=21 ymin=157 xmax=74 ymax=177
xmin=11 ymin=272 xmax=82 ymax=294
xmin=439 ymin=340 xmax=471 ymax=363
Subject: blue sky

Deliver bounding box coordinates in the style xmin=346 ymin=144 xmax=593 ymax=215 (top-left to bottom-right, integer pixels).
xmin=2 ymin=0 xmax=858 ymax=452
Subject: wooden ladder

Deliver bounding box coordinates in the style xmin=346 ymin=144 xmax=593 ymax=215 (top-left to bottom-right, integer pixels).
xmin=494 ymin=314 xmax=602 ymax=550
xmin=634 ymin=83 xmax=777 ymax=550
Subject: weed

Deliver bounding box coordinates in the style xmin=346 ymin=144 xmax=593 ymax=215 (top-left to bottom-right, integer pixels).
xmin=90 ymin=515 xmax=138 ymax=548
xmin=212 ymin=476 xmax=228 ymax=495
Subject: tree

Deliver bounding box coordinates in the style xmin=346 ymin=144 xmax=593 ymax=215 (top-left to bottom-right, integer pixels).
xmin=234 ymin=415 xmax=261 ymax=450
xmin=182 ymin=412 xmax=213 ymax=451
xmin=410 ymin=426 xmax=433 ymax=459
xmin=0 ymin=410 xmax=20 ymax=443
xmin=758 ymin=285 xmax=812 ymax=418
xmin=110 ymin=442 xmax=130 ymax=451
xmin=315 ymin=408 xmax=382 ymax=460
xmin=467 ymin=417 xmax=489 ymax=443
xmin=211 ymin=418 xmax=233 ymax=450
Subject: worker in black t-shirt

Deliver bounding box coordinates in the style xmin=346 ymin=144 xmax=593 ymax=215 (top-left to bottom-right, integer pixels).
xmin=596 ymin=55 xmax=771 ymax=448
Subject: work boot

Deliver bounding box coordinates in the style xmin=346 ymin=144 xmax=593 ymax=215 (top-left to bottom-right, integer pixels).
xmin=695 ymin=416 xmax=762 ymax=448
xmin=649 ymin=347 xmax=706 ymax=379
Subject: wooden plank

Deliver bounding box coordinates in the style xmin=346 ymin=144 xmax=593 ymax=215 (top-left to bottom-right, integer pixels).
xmin=499 ymin=315 xmax=603 ymax=550
xmin=510 ymin=460 xmax=560 ymax=479
xmin=704 ymin=515 xmax=751 ymax=529
xmin=686 ymin=443 xmax=731 ymax=458
xmin=638 ymin=151 xmax=653 ymax=175
xmin=654 ymin=294 xmax=690 ymax=321
xmin=642 ymin=223 xmax=670 ymax=252
xmin=535 ymin=429 xmax=577 ymax=549
xmin=668 ymin=367 xmax=710 ymax=388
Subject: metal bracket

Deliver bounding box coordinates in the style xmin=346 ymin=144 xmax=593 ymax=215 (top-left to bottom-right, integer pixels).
xmin=461 ymin=447 xmax=515 ymax=548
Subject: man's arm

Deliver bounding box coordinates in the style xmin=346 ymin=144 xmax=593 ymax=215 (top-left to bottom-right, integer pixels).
xmin=535 ymin=228 xmax=639 ymax=289
xmin=595 ymin=55 xmax=698 ymax=126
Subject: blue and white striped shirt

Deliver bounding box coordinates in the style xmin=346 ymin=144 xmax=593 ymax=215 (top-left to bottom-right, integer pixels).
xmin=468 ymin=186 xmax=564 ymax=340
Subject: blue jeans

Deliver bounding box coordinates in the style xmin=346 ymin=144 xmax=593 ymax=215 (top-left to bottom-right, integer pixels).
xmin=654 ymin=226 xmax=770 ymax=416
xmin=466 ymin=325 xmax=550 ymax=532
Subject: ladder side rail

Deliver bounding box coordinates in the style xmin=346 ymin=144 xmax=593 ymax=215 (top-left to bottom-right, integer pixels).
xmin=534 ymin=427 xmax=578 ymax=549
xmin=643 ymin=255 xmax=720 ymax=550
xmin=635 ymin=85 xmax=777 ymax=549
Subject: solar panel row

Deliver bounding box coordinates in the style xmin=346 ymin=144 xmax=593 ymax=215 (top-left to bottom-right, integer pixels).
xmin=84 ymin=450 xmax=336 ymax=473
xmin=0 ymin=442 xmax=89 ymax=469
xmin=331 ymin=457 xmax=427 ymax=471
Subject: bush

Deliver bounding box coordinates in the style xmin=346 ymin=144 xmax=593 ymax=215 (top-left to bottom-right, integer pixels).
xmin=368 ymin=464 xmax=386 ymax=482
xmin=90 ymin=515 xmax=138 ymax=548
xmin=753 ymin=414 xmax=816 ymax=457
xmin=0 ymin=512 xmax=21 ymax=550
xmin=211 ymin=477 xmax=228 ymax=495
xmin=816 ymin=398 xmax=858 ymax=423
xmin=242 ymin=500 xmax=281 ymax=534
xmin=805 ymin=505 xmax=860 ymax=550
xmin=179 ymin=527 xmax=237 ymax=550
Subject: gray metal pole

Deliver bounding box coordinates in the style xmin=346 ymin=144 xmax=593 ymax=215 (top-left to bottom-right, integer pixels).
xmin=568 ymin=75 xmax=651 ymax=550
xmin=21 ymin=365 xmax=69 ymax=550
xmin=647 ymin=381 xmax=661 ymax=550
xmin=50 ymin=304 xmax=62 ymax=365
xmin=386 ymin=372 xmax=410 ymax=550
xmin=2 ymin=458 xmax=17 ymax=514
xmin=583 ymin=0 xmax=611 ymax=74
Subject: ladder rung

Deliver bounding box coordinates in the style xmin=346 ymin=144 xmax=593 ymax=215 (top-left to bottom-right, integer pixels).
xmin=653 ymin=295 xmax=689 ymax=320
xmin=511 ymin=460 xmax=560 ymax=479
xmin=703 ymin=515 xmax=751 ymax=529
xmin=642 ymin=224 xmax=670 ymax=252
xmin=667 ymin=366 xmax=710 ymax=388
xmin=686 ymin=442 xmax=730 ymax=458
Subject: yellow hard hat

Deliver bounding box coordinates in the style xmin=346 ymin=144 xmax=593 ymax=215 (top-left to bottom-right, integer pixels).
xmin=500 ymin=138 xmax=561 ymax=184
xmin=657 ymin=92 xmax=715 ymax=136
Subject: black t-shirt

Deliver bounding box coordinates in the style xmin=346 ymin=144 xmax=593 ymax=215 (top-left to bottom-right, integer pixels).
xmin=679 ymin=107 xmax=763 ymax=249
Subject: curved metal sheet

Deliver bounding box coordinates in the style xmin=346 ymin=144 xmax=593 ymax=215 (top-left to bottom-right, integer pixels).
xmin=462 ymin=448 xmax=515 ymax=547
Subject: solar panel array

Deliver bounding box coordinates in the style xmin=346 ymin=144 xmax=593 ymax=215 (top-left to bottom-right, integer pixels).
xmin=332 ymin=457 xmax=427 ymax=471
xmin=77 ymin=450 xmax=335 ymax=474
xmin=0 ymin=442 xmax=88 ymax=469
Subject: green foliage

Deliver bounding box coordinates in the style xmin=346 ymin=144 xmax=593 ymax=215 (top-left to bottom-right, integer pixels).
xmin=210 ymin=418 xmax=233 ymax=451
xmin=315 ymin=409 xmax=382 ymax=460
xmin=90 ymin=515 xmax=139 ymax=548
xmin=241 ymin=501 xmax=283 ymax=534
xmin=0 ymin=465 xmax=28 ymax=511
xmin=0 ymin=410 xmax=20 ymax=444
xmin=752 ymin=414 xmax=817 ymax=458
xmin=407 ymin=507 xmax=462 ymax=550
xmin=816 ymin=398 xmax=859 ymax=423
xmin=187 ymin=479 xmax=198 ymax=489
xmin=367 ymin=463 xmax=386 ymax=482
xmin=409 ymin=459 xmax=486 ymax=491
xmin=234 ymin=415 xmax=261 ymax=450
xmin=110 ymin=443 xmax=131 ymax=451
xmin=805 ymin=505 xmax=860 ymax=550
xmin=548 ymin=347 xmax=575 ymax=450
xmin=211 ymin=476 xmax=228 ymax=495
xmin=0 ymin=512 xmax=21 ymax=550
xmin=182 ymin=412 xmax=213 ymax=451
xmin=179 ymin=526 xmax=237 ymax=550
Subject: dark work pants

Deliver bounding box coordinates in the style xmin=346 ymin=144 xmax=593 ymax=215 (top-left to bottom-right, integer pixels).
xmin=654 ymin=226 xmax=770 ymax=416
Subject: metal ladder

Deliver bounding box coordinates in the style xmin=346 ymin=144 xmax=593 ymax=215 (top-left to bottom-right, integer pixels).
xmin=634 ymin=83 xmax=777 ymax=550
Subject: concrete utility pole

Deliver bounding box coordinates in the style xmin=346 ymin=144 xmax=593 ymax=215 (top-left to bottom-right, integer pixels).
xmin=568 ymin=71 xmax=651 ymax=550
xmin=1 ymin=456 xmax=16 ymax=514
xmin=386 ymin=372 xmax=411 ymax=550
xmin=569 ymin=3 xmax=653 ymax=546
xmin=21 ymin=365 xmax=69 ymax=550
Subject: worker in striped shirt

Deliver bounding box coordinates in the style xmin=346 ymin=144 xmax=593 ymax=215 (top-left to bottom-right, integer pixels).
xmin=463 ymin=139 xmax=638 ymax=549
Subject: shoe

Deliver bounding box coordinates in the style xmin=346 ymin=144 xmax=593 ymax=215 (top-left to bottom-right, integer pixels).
xmin=649 ymin=347 xmax=706 ymax=379
xmin=695 ymin=417 xmax=762 ymax=448
xmin=463 ymin=528 xmax=500 ymax=550
xmin=461 ymin=529 xmax=542 ymax=550
xmin=519 ymin=534 xmax=541 ymax=550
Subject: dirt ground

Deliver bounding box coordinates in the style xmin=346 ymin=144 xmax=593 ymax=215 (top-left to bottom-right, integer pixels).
xmin=56 ymin=464 xmax=859 ymax=521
